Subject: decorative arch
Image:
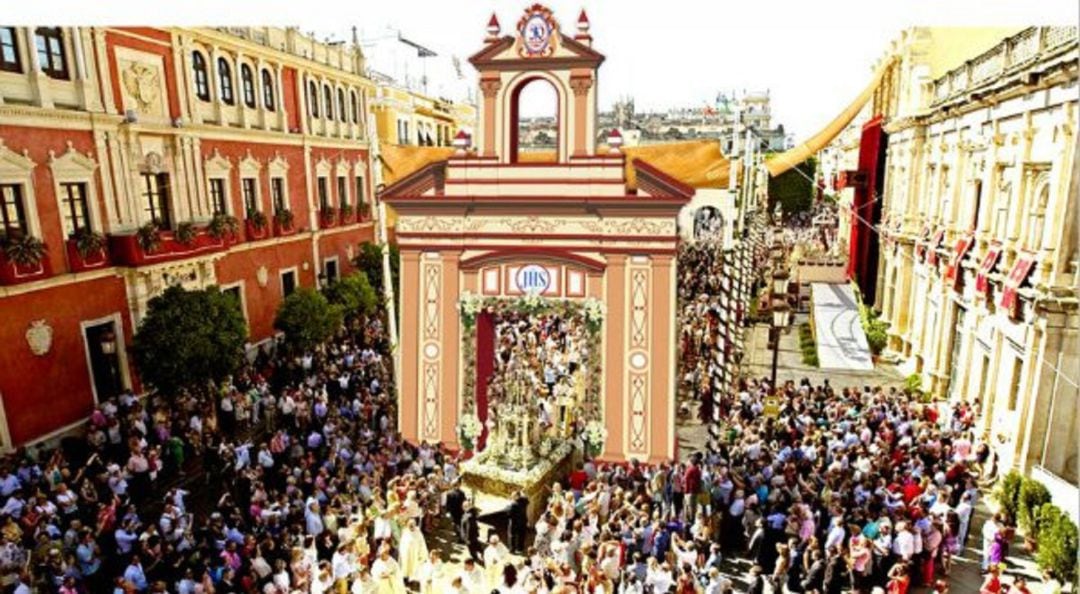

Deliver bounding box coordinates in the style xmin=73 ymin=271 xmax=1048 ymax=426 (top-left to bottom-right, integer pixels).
xmin=502 ymin=71 xmax=567 ymax=164
xmin=460 ymin=249 xmax=605 ymax=272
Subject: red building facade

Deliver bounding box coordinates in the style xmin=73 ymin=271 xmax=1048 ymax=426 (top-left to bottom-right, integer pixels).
xmin=0 ymin=27 xmax=378 ymax=447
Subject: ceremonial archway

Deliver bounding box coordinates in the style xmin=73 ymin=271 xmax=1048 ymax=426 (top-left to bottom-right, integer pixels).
xmin=383 ymin=5 xmax=692 ymax=466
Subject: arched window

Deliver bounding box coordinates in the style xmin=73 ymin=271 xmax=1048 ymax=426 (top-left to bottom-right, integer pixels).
xmin=240 ymin=64 xmax=255 ymax=108
xmin=191 ymin=51 xmax=209 ymax=101
xmin=262 ymin=69 xmax=275 ymax=111
xmin=337 ymin=88 xmax=346 ymax=122
xmin=218 ymin=57 xmax=234 ymax=105
xmin=323 ymin=85 xmax=333 ymax=120
xmin=350 ymin=91 xmax=359 ymax=124
xmin=511 ymin=78 xmax=559 ymax=163
xmin=308 ymin=80 xmax=318 ymax=117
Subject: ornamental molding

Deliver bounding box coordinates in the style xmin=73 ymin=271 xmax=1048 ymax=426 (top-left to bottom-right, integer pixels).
xmin=25 ymin=320 xmax=53 ymax=356
xmin=0 ymin=139 xmax=36 ymax=175
xmin=204 ymin=149 xmax=232 ymax=176
xmin=396 ymin=215 xmax=676 ymax=236
xmin=268 ymin=152 xmax=289 ymax=174
xmin=314 ymin=156 xmax=333 ymax=176
xmin=238 ymin=150 xmax=262 ymax=174
xmin=48 ymin=142 xmax=98 ymax=177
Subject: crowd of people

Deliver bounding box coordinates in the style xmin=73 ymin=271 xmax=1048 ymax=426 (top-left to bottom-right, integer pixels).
xmin=0 ymin=237 xmax=1036 ymax=594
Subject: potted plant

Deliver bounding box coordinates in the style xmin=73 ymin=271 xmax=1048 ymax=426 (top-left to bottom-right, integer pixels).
xmin=358 ymin=202 xmax=371 ymax=221
xmin=246 ymin=209 xmax=268 ymax=230
xmin=72 ymin=228 xmax=107 ymax=259
xmin=245 ymin=209 xmax=268 ymax=240
xmin=2 ymin=233 xmax=46 ymax=267
xmin=339 ymin=203 xmax=355 ymax=222
xmin=273 ymin=209 xmax=295 ymax=232
xmin=208 ymin=213 xmax=240 ymax=241
xmin=136 ymin=222 xmax=162 ymax=253
xmin=175 ymin=221 xmax=198 ymax=246
xmin=320 ymin=205 xmax=336 ymax=226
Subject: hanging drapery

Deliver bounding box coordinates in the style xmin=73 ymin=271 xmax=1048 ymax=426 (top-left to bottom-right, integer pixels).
xmin=764 ymin=57 xmax=896 ymax=177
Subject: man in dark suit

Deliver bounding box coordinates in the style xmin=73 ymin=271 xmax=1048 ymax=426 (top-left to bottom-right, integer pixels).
xmin=460 ymin=501 xmax=483 ymax=563
xmin=445 ymin=482 xmax=466 ymax=540
xmin=507 ymin=490 xmax=529 ymax=553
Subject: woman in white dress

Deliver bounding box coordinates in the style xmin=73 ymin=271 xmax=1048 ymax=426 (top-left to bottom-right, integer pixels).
xmin=371 ymin=544 xmax=407 ymax=594
xmin=397 ymin=518 xmax=429 ymax=582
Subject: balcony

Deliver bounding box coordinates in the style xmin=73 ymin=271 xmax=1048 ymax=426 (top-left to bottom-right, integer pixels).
xmin=319 ymin=207 xmax=338 ymax=230
xmin=65 ymin=236 xmax=111 ymax=273
xmin=108 ymin=227 xmax=228 ymax=267
xmin=338 ymin=205 xmax=356 ymax=226
xmin=273 ymin=211 xmax=298 ymax=237
xmin=244 ymin=216 xmax=271 ymax=242
xmin=0 ymin=234 xmax=51 ymax=285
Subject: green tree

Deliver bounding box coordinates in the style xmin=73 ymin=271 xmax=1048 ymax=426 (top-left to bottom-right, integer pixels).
xmin=274 ymin=287 xmax=343 ymax=352
xmin=767 ymin=156 xmax=816 ymax=217
xmin=1035 ymin=503 xmax=1078 ymax=585
xmin=324 ymin=271 xmax=379 ymax=318
xmin=131 ymin=286 xmax=248 ymax=395
xmin=353 ymin=241 xmax=399 ymax=301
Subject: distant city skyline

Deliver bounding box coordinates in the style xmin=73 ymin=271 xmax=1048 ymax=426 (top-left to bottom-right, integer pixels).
xmin=14 ymin=0 xmax=1077 ymax=143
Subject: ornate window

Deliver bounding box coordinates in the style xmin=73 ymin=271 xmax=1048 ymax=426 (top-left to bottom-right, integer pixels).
xmin=141 ymin=172 xmax=172 ymax=229
xmin=268 ymin=154 xmax=289 ymax=214
xmin=34 ymin=27 xmax=68 ymax=80
xmin=209 ymin=178 xmax=227 ymax=215
xmin=191 ymin=51 xmax=210 ymax=101
xmin=217 ymin=57 xmax=234 ymax=105
xmin=0 ymin=28 xmax=21 ymax=73
xmin=337 ymin=88 xmax=346 ymax=122
xmin=0 ymin=184 xmax=27 ymax=236
xmin=317 ymin=177 xmax=329 ymax=210
xmin=242 ymin=178 xmax=258 ymax=215
xmin=308 ymin=80 xmax=318 ymax=117
xmin=323 ymin=85 xmax=333 ymax=120
xmin=58 ymin=182 xmax=91 ymax=236
xmin=49 ymin=144 xmax=100 ymax=236
xmin=337 ymin=176 xmax=348 ymax=208
xmin=350 ymin=91 xmax=359 ymax=124
xmin=240 ymin=64 xmax=255 ymax=108
xmin=261 ymin=69 xmax=275 ymax=111
xmin=271 ymin=178 xmax=285 ymax=213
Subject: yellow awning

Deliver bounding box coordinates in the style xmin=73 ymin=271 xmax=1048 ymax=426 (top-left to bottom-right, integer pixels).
xmin=620 ymin=140 xmax=730 ymax=189
xmin=764 ymin=57 xmax=896 ymax=177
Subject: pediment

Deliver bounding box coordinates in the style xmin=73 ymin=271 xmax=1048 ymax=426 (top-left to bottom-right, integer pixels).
xmin=470 ymin=33 xmax=604 ymax=69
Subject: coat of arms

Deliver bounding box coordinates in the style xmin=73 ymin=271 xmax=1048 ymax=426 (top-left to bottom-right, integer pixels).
xmin=25 ymin=320 xmax=53 ymax=356
xmin=122 ymin=62 xmax=162 ymax=114
xmin=517 ymin=4 xmax=558 ymax=57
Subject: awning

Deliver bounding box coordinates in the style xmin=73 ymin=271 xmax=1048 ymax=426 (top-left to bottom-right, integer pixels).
xmin=926 ymin=229 xmax=946 ymax=265
xmin=914 ymin=226 xmax=932 ymax=259
xmin=945 ymin=234 xmax=974 ymax=282
xmin=975 ymin=242 xmax=1003 ymax=294
xmin=764 ymin=57 xmax=896 ymax=177
xmin=1000 ymin=253 xmax=1036 ymax=309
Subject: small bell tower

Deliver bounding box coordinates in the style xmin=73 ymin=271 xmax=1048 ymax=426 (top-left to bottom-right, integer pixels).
xmin=468 ymin=5 xmax=605 ymax=163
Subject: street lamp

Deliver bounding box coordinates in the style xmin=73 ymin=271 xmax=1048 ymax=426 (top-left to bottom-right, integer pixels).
xmin=769 ymin=265 xmax=791 ymax=391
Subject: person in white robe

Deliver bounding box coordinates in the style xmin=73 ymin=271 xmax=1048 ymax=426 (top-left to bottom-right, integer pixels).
xmin=371 ymin=544 xmax=407 ymax=594
xmin=460 ymin=558 xmax=486 ymax=594
xmin=484 ymin=534 xmax=510 ymax=590
xmin=397 ymin=519 xmax=429 ymax=582
xmin=416 ymin=550 xmax=446 ymax=594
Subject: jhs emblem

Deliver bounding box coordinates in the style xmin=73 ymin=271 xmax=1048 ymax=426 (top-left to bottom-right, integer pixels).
xmin=515 ymin=265 xmax=551 ymax=295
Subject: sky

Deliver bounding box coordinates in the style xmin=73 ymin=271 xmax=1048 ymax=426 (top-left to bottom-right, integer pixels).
xmin=10 ymin=0 xmax=1078 ymax=143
